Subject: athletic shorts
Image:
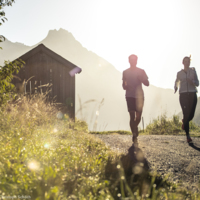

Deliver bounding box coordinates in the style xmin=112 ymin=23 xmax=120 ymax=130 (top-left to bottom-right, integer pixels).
xmin=126 ymin=97 xmax=144 ymax=113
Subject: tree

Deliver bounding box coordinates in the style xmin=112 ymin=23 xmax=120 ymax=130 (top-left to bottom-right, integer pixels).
xmin=0 ymin=0 xmax=24 ymax=105
xmin=0 ymin=0 xmax=15 ymax=44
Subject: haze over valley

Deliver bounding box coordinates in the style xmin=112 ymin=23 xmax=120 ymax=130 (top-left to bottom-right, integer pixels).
xmin=0 ymin=28 xmax=187 ymax=131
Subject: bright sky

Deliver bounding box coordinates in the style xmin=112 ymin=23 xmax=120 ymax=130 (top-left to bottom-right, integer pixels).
xmin=2 ymin=0 xmax=200 ymax=90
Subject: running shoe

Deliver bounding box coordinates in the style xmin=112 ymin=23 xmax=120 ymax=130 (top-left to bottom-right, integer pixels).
xmin=187 ymin=137 xmax=193 ymax=143
xmin=132 ymin=135 xmax=136 ymax=143
xmin=133 ymin=138 xmax=138 ymax=147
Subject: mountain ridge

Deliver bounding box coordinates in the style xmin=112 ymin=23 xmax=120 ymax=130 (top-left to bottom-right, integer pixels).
xmin=1 ymin=28 xmax=184 ymax=130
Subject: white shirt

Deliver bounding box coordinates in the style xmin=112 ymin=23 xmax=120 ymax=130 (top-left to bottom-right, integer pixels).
xmin=174 ymin=67 xmax=199 ymax=93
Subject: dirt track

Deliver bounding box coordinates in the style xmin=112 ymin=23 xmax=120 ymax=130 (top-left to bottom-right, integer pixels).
xmin=95 ymin=134 xmax=200 ymax=192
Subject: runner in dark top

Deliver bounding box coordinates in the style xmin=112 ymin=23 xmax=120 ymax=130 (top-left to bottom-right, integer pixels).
xmin=122 ymin=54 xmax=149 ymax=146
xmin=174 ymin=56 xmax=199 ymax=143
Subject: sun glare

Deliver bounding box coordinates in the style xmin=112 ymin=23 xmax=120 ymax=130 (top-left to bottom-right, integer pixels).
xmin=44 ymin=143 xmax=50 ymax=148
xmin=53 ymin=128 xmax=58 ymax=133
xmin=28 ymin=160 xmax=40 ymax=171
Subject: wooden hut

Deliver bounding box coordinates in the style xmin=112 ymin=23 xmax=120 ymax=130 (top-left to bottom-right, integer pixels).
xmin=12 ymin=44 xmax=82 ymax=119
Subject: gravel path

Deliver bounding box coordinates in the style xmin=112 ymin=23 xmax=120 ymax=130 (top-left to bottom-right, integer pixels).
xmin=95 ymin=134 xmax=200 ymax=191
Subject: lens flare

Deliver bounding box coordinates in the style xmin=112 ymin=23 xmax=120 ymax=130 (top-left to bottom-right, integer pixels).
xmin=28 ymin=160 xmax=40 ymax=171
xmin=53 ymin=128 xmax=58 ymax=133
xmin=44 ymin=143 xmax=50 ymax=148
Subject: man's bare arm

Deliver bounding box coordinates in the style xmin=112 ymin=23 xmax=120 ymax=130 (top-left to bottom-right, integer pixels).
xmin=140 ymin=70 xmax=149 ymax=86
xmin=142 ymin=79 xmax=149 ymax=86
xmin=122 ymin=80 xmax=128 ymax=90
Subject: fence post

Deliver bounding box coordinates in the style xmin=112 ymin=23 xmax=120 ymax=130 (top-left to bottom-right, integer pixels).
xmin=142 ymin=116 xmax=144 ymax=132
xmin=24 ymin=82 xmax=26 ymax=95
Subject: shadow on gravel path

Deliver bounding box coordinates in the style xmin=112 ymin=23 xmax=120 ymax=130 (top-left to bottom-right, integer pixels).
xmin=189 ymin=143 xmax=200 ymax=152
xmin=127 ymin=144 xmax=150 ymax=171
xmin=95 ymin=135 xmax=200 ymax=192
xmin=104 ymin=143 xmax=171 ymax=198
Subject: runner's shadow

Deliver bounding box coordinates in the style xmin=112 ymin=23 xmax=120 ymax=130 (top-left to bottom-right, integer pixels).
xmin=189 ymin=142 xmax=200 ymax=152
xmin=126 ymin=144 xmax=150 ymax=171
xmin=104 ymin=143 xmax=170 ymax=198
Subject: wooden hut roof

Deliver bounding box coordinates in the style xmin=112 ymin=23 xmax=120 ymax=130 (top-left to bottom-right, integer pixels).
xmin=17 ymin=43 xmax=82 ymax=72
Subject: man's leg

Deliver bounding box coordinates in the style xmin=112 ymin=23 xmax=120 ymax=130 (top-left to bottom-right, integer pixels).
xmin=135 ymin=111 xmax=142 ymax=136
xmin=129 ymin=111 xmax=136 ymax=134
xmin=135 ymin=98 xmax=144 ymax=136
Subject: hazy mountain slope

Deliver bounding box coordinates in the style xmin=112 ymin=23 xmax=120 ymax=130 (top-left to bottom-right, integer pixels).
xmin=0 ymin=39 xmax=31 ymax=65
xmin=193 ymin=99 xmax=200 ymax=125
xmin=0 ymin=28 xmax=182 ymax=131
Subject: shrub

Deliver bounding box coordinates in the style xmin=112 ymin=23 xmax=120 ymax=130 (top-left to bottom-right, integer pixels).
xmin=146 ymin=113 xmax=200 ymax=135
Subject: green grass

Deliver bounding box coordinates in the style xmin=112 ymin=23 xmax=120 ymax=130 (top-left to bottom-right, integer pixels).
xmin=145 ymin=113 xmax=200 ymax=136
xmin=0 ymin=94 xmax=200 ymax=199
xmin=89 ymin=113 xmax=200 ymax=137
xmin=0 ymin=95 xmax=115 ymax=199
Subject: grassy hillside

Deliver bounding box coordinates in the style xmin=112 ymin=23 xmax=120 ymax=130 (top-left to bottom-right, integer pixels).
xmin=0 ymin=94 xmax=113 ymax=199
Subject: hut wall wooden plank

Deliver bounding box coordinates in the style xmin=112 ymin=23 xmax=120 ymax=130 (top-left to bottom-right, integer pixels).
xmin=49 ymin=56 xmax=54 ymax=98
xmin=29 ymin=54 xmax=37 ymax=94
xmin=35 ymin=52 xmax=40 ymax=93
xmin=25 ymin=59 xmax=30 ymax=93
xmin=63 ymin=66 xmax=68 ymax=105
xmin=52 ymin=58 xmax=57 ymax=100
xmin=33 ymin=52 xmax=40 ymax=94
xmin=58 ymin=64 xmax=61 ymax=103
xmin=39 ymin=51 xmax=45 ymax=94
xmin=12 ymin=45 xmax=77 ymax=120
xmin=45 ymin=53 xmax=52 ymax=98
xmin=61 ymin=65 xmax=65 ymax=104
